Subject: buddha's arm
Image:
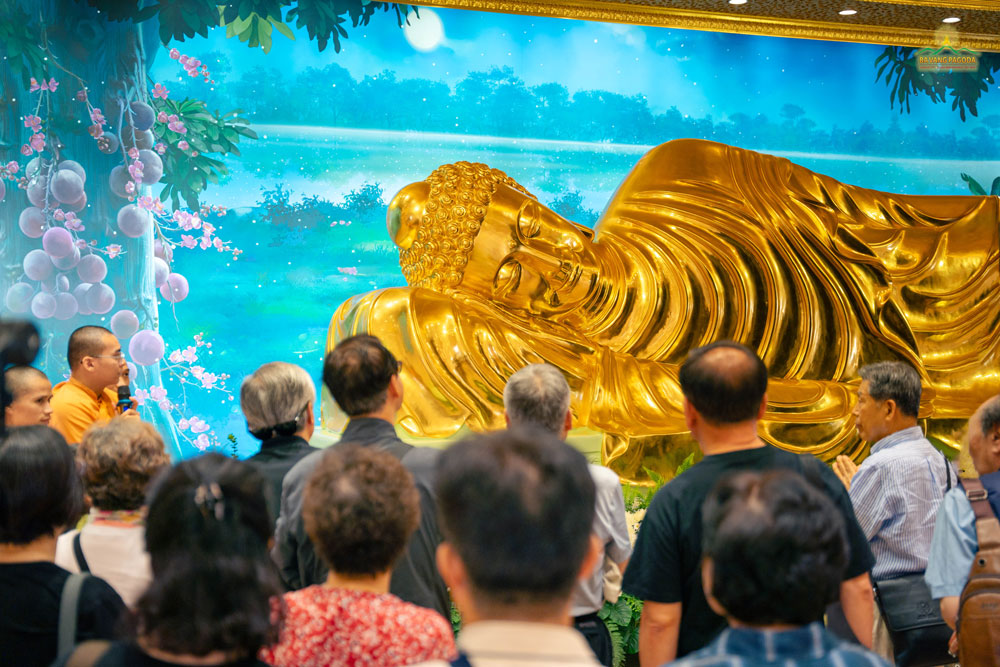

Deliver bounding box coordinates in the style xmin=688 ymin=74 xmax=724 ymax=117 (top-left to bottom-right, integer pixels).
xmin=326 ymin=287 xmax=605 ymax=437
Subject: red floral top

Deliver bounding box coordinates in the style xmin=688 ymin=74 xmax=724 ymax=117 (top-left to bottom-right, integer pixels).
xmin=261 ymin=586 xmax=456 ymax=667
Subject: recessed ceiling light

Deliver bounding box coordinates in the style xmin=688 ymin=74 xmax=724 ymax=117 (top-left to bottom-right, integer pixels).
xmin=942 ymin=16 xmax=961 ymax=23
xmin=729 ymin=0 xmax=748 ymax=4
xmin=839 ymin=9 xmax=857 ymax=15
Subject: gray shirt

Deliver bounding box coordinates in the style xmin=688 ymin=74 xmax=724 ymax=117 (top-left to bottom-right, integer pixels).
xmin=271 ymin=417 xmax=450 ymax=618
xmin=570 ymin=463 xmax=632 ymax=616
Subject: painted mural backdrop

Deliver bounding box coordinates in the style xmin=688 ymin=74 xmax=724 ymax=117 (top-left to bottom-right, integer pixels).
xmin=1 ymin=3 xmax=997 ymax=458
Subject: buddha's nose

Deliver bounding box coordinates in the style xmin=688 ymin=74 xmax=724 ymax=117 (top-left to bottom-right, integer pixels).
xmin=387 ymin=181 xmax=431 ymax=250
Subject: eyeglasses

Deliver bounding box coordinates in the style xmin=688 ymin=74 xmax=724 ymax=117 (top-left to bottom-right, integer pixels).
xmin=91 ymin=351 xmax=124 ymax=360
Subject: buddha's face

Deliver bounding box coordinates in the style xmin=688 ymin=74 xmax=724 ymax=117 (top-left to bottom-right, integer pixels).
xmin=389 ymin=179 xmax=601 ymax=318
xmin=463 ymin=184 xmax=600 ymax=317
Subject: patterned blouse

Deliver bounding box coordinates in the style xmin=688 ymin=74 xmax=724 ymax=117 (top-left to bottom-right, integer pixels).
xmin=261 ymin=586 xmax=456 ymax=667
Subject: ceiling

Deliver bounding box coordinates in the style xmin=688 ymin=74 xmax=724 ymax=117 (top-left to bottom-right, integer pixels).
xmin=418 ymin=0 xmax=1000 ymax=51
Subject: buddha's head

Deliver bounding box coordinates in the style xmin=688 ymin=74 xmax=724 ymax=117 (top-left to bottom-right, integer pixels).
xmin=388 ymin=162 xmax=600 ymax=317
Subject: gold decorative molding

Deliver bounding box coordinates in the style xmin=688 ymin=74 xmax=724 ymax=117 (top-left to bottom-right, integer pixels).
xmin=416 ymin=0 xmax=1000 ymax=51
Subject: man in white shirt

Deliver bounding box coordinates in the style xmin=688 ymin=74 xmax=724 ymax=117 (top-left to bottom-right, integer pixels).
xmin=503 ymin=363 xmax=631 ymax=666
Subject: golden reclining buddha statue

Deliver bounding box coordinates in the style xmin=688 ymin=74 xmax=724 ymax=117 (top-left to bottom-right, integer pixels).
xmin=325 ymin=138 xmax=999 ymax=483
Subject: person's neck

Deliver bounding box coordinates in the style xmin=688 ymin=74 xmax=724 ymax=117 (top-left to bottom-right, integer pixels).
xmin=70 ymin=372 xmax=106 ymax=396
xmin=354 ymin=404 xmax=397 ymax=424
xmin=882 ymin=418 xmax=919 ymax=441
xmin=697 ymin=424 xmax=767 ymax=456
xmin=728 ymin=618 xmax=802 ymax=633
xmin=138 ymin=638 xmax=238 ymax=666
xmin=463 ymin=600 xmax=573 ymax=627
xmin=324 ymin=570 xmax=391 ymax=594
xmin=294 ymin=425 xmax=313 ymax=442
xmin=0 ymin=533 xmax=58 ymax=564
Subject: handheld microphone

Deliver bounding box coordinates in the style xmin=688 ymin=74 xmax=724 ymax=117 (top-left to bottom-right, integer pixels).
xmin=117 ymin=385 xmax=132 ymax=413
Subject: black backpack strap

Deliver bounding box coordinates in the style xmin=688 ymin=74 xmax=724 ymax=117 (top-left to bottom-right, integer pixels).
xmin=58 ymin=573 xmax=89 ymax=658
xmin=943 ymin=450 xmax=953 ymax=492
xmin=73 ymin=533 xmax=90 ymax=573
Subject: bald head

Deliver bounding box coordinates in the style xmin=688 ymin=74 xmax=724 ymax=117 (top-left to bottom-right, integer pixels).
xmin=68 ymin=326 xmax=114 ymax=368
xmin=4 ymin=366 xmax=53 ymax=426
xmin=970 ymin=395 xmax=1000 ymax=476
xmin=4 ymin=366 xmax=49 ymax=399
xmin=679 ymin=341 xmax=768 ymax=425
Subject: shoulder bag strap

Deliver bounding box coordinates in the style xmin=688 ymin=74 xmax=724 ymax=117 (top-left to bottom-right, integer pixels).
xmin=943 ymin=451 xmax=953 ymax=491
xmin=58 ymin=573 xmax=89 ymax=658
xmin=964 ymin=477 xmax=1000 ymax=551
xmin=73 ymin=532 xmax=91 ymax=573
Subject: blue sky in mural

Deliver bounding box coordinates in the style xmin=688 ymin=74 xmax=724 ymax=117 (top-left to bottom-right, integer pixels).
xmin=151 ymin=8 xmax=988 ymax=133
xmin=133 ymin=8 xmax=999 ymax=458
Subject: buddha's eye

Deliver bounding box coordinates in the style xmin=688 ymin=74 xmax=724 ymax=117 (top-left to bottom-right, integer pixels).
xmin=494 ymin=259 xmax=522 ymax=295
xmin=517 ymin=204 xmax=541 ymax=239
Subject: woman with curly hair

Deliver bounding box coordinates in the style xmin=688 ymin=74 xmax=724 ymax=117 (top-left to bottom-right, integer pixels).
xmin=56 ymin=453 xmax=283 ymax=667
xmin=261 ymin=444 xmax=455 ymax=667
xmin=56 ymin=418 xmax=170 ymax=607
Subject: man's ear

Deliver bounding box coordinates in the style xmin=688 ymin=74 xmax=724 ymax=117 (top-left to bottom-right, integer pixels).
xmin=756 ymin=392 xmax=768 ymax=421
xmin=437 ymin=542 xmax=466 ymax=592
xmin=701 ymin=558 xmax=728 ymax=618
xmin=388 ymin=373 xmax=404 ymax=402
xmin=576 ymin=534 xmax=602 ymax=583
xmin=883 ymin=398 xmax=898 ymax=421
xmin=683 ymin=398 xmax=698 ymax=432
xmin=563 ymin=409 xmax=573 ymax=436
xmin=304 ymin=401 xmax=315 ymax=425
xmin=504 ymin=411 xmax=511 ymax=428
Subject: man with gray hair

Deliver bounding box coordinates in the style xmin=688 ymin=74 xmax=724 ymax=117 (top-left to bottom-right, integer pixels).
xmin=504 ymin=363 xmax=632 ymax=667
xmin=833 ymin=361 xmax=952 ymax=658
xmin=241 ymin=361 xmax=319 ymax=523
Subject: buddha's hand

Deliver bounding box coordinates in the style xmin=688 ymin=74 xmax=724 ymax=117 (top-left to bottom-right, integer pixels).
xmin=833 ymin=455 xmax=858 ymax=490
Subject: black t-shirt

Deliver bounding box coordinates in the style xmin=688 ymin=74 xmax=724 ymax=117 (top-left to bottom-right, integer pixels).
xmin=0 ymin=561 xmax=125 ymax=667
xmin=622 ymin=445 xmax=875 ymax=658
xmin=52 ymin=641 xmax=270 ymax=667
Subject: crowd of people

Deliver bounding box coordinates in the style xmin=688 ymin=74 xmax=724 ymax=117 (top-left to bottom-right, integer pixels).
xmin=1 ymin=324 xmax=997 ymax=666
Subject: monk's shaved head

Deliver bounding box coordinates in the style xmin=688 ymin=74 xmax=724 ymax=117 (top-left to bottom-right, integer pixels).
xmin=4 ymin=366 xmax=49 ymax=400
xmin=67 ymin=326 xmax=113 ymax=368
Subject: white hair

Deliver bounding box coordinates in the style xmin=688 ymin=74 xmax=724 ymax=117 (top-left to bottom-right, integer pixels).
xmin=240 ymin=362 xmax=315 ymax=437
xmin=503 ymin=364 xmax=571 ymax=435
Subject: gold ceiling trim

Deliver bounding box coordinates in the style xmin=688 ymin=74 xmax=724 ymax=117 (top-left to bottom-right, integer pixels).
xmin=417 ymin=0 xmax=1000 ymax=51
xmin=862 ymin=0 xmax=1000 ymax=10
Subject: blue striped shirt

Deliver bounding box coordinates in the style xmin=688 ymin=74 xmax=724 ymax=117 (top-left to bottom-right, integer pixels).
xmin=666 ymin=622 xmax=890 ymax=666
xmin=848 ymin=426 xmax=952 ymax=579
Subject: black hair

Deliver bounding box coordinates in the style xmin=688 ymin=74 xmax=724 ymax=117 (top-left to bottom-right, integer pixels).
xmin=859 ymin=361 xmax=922 ymax=418
xmin=322 ymin=334 xmax=399 ymax=416
xmin=67 ymin=325 xmax=112 ymax=368
xmin=136 ymin=453 xmax=281 ymax=657
xmin=435 ymin=428 xmax=595 ymax=606
xmin=0 ymin=426 xmax=82 ymax=544
xmin=679 ymin=340 xmax=768 ymax=424
xmin=702 ymin=469 xmax=848 ymax=626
